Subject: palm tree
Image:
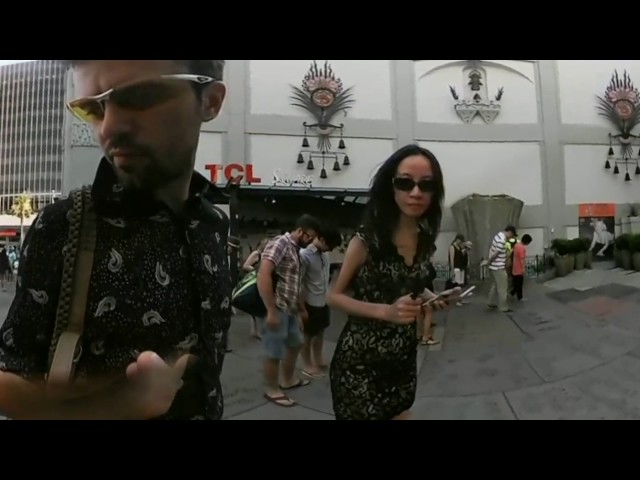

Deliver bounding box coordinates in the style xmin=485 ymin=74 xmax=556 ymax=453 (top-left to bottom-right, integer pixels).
xmin=10 ymin=192 xmax=33 ymax=248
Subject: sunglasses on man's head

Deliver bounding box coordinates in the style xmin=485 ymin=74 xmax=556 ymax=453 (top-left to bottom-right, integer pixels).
xmin=66 ymin=74 xmax=216 ymax=124
xmin=392 ymin=177 xmax=437 ymax=193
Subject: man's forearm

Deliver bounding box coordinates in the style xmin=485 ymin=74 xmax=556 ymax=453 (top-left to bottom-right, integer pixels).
xmin=38 ymin=381 xmax=137 ymax=420
xmin=257 ymin=276 xmax=277 ymax=312
xmin=0 ymin=372 xmax=139 ymax=420
xmin=488 ymin=250 xmax=500 ymax=263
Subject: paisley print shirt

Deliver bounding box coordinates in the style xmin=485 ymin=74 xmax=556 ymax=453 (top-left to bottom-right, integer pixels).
xmin=0 ymin=158 xmax=232 ymax=420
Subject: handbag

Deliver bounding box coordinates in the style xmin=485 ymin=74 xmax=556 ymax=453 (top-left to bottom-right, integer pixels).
xmin=47 ymin=186 xmax=97 ymax=386
xmin=231 ymin=266 xmax=278 ymax=318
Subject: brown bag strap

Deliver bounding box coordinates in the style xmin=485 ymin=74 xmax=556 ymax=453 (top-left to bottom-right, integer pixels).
xmin=47 ymin=187 xmax=97 ymax=385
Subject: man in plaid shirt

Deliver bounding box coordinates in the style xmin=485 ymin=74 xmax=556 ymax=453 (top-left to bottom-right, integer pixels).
xmin=257 ymin=214 xmax=321 ymax=408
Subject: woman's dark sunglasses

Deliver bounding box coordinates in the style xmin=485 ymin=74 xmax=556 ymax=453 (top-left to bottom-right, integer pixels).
xmin=392 ymin=177 xmax=437 ymax=193
xmin=66 ymin=74 xmax=215 ymax=124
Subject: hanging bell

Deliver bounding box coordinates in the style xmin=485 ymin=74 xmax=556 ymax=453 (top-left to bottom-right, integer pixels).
xmin=307 ymin=159 xmax=315 ymax=170
xmin=339 ymin=139 xmax=346 ymax=149
xmin=635 ymin=165 xmax=640 ymax=175
xmin=608 ymin=147 xmax=614 ymax=157
xmin=605 ymin=159 xmax=611 ymax=169
xmin=302 ymin=137 xmax=310 ymax=148
xmin=343 ymin=155 xmax=350 ymax=166
xmin=320 ymin=168 xmax=328 ymax=179
xmin=614 ymin=165 xmax=620 ymax=174
xmin=625 ymin=172 xmax=632 ymax=182
xmin=333 ymin=159 xmax=341 ymax=172
xmin=297 ymin=153 xmax=304 ymax=164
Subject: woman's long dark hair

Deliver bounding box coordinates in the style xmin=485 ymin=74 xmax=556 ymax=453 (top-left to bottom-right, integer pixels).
xmin=361 ymin=144 xmax=445 ymax=253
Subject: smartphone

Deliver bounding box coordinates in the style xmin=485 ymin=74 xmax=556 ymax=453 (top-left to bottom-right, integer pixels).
xmin=422 ymin=287 xmax=460 ymax=306
xmin=459 ymin=286 xmax=476 ymax=298
xmin=422 ymin=285 xmax=475 ymax=306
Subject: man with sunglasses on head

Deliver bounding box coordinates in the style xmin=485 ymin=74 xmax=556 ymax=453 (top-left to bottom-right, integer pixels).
xmin=0 ymin=60 xmax=231 ymax=420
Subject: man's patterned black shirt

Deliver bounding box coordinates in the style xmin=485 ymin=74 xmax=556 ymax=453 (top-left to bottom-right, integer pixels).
xmin=0 ymin=158 xmax=232 ymax=420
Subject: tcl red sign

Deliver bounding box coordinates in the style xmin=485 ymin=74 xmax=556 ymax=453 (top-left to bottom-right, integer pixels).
xmin=205 ymin=164 xmax=262 ymax=184
xmin=0 ymin=230 xmax=17 ymax=237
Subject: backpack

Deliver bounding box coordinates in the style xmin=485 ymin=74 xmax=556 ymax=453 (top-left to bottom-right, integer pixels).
xmin=46 ymin=186 xmax=97 ymax=386
xmin=231 ymin=263 xmax=278 ymax=318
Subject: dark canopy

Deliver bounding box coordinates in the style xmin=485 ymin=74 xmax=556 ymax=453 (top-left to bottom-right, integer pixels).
xmin=235 ymin=187 xmax=369 ymax=229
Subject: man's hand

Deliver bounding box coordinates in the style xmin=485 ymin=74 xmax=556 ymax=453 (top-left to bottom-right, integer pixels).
xmin=125 ymin=351 xmax=193 ymax=420
xmin=266 ymin=309 xmax=281 ymax=331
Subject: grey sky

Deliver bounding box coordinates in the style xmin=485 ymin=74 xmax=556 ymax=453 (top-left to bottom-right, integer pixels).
xmin=0 ymin=60 xmax=34 ymax=66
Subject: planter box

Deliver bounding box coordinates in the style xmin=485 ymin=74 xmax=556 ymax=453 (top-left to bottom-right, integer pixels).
xmin=584 ymin=250 xmax=593 ymax=269
xmin=621 ymin=250 xmax=633 ymax=270
xmin=555 ymin=255 xmax=574 ymax=277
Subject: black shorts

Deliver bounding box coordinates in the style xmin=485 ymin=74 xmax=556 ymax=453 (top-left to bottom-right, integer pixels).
xmin=304 ymin=303 xmax=330 ymax=337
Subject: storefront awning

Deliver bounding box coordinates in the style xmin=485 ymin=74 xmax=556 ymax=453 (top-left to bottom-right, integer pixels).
xmin=234 ymin=188 xmax=369 ymax=228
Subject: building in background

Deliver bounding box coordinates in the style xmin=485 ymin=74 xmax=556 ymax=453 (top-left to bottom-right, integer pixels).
xmin=0 ymin=60 xmax=67 ymax=242
xmin=63 ymin=60 xmax=640 ymax=266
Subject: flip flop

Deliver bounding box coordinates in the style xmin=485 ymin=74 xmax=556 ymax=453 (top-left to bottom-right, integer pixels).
xmin=263 ymin=394 xmax=297 ymax=408
xmin=280 ymin=379 xmax=311 ymax=391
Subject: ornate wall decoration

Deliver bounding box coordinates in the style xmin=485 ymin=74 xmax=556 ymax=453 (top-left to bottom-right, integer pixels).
xmin=599 ymin=70 xmax=640 ymax=182
xmin=290 ymin=61 xmax=355 ymax=179
xmin=70 ymin=121 xmax=99 ymax=147
xmin=449 ymin=60 xmax=504 ymax=124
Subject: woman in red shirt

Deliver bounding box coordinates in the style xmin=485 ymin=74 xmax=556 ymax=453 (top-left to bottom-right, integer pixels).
xmin=511 ymin=234 xmax=532 ymax=301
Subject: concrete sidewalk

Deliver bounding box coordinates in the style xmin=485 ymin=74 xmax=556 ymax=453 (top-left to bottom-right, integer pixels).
xmin=222 ymin=263 xmax=640 ymax=420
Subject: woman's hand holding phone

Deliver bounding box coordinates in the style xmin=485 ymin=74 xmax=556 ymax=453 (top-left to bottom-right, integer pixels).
xmin=422 ymin=287 xmax=462 ymax=311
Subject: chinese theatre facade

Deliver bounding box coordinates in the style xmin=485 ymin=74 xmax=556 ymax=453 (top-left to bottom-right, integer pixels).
xmin=64 ymin=60 xmax=640 ymax=270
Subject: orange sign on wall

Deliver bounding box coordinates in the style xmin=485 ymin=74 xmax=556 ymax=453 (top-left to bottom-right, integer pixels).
xmin=578 ymin=204 xmax=616 ymax=218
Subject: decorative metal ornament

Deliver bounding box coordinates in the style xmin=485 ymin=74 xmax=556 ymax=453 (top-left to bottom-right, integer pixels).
xmin=290 ymin=61 xmax=355 ymax=178
xmin=448 ymin=60 xmax=504 ymax=124
xmin=598 ymin=70 xmax=640 ymax=182
xmin=312 ymin=89 xmax=336 ymax=108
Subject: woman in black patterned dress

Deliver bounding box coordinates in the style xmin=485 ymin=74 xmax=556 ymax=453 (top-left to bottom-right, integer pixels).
xmin=328 ymin=145 xmax=449 ymax=420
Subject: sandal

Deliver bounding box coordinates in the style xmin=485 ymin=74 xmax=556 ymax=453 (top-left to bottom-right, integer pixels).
xmin=263 ymin=393 xmax=297 ymax=408
xmin=420 ymin=337 xmax=440 ymax=346
xmin=280 ymin=379 xmax=311 ymax=391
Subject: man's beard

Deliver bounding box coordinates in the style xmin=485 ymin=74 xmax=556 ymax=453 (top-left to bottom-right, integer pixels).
xmin=111 ymin=158 xmax=185 ymax=193
xmin=105 ymin=136 xmax=191 ymax=193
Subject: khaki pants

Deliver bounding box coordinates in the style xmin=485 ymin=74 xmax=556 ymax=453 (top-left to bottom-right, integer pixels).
xmin=488 ymin=269 xmax=509 ymax=312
